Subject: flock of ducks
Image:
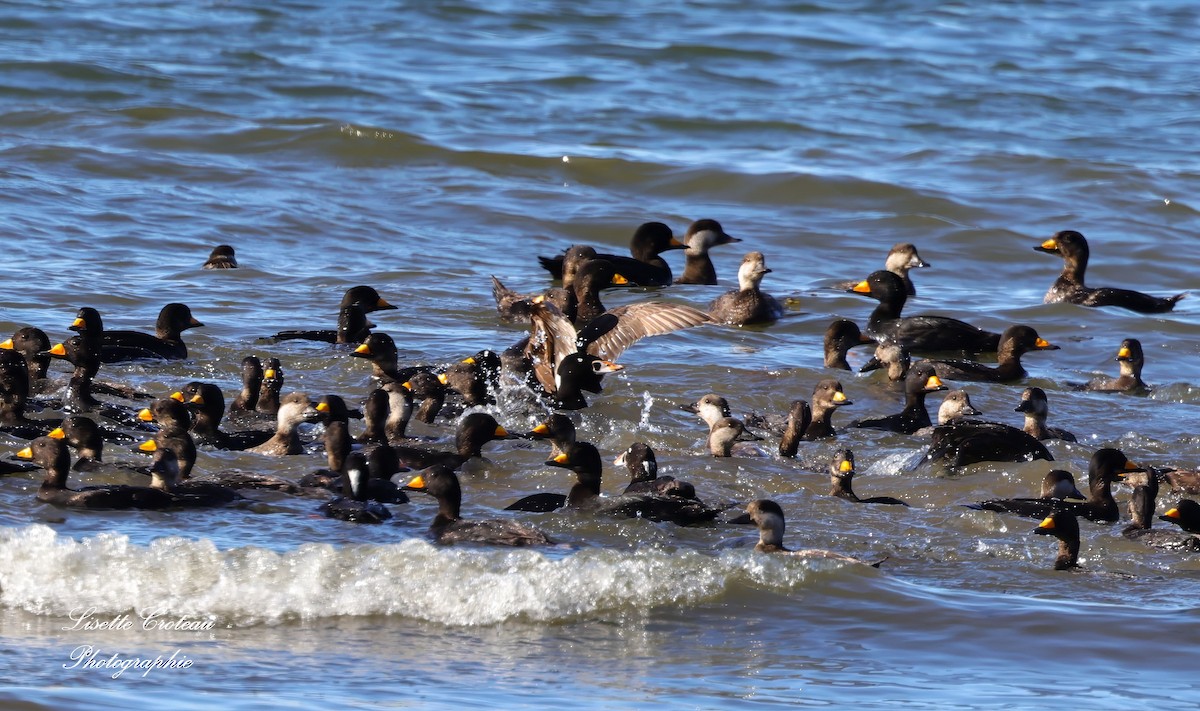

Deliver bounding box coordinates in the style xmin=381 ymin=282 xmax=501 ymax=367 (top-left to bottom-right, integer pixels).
xmin=0 ymin=229 xmax=1196 ymax=570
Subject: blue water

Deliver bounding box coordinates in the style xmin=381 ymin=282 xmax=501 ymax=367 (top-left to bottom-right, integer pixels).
xmin=1 ymin=1 xmax=1199 ymax=708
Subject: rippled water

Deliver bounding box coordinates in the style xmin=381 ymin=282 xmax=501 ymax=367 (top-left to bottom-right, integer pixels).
xmin=2 ymin=1 xmax=1199 ymax=708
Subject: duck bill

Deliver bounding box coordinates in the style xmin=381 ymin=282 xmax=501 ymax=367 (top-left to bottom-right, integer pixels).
xmin=15 ymin=446 xmax=32 ymax=460
xmin=47 ymin=343 xmax=67 ymax=357
xmin=544 ymin=452 xmax=571 ymax=468
xmin=831 ymin=391 xmax=851 ymax=407
xmin=376 ymin=297 xmax=397 ymax=310
xmin=728 ymin=512 xmax=753 ymax=525
xmin=352 ymin=343 xmax=373 ymax=357
xmin=0 ymin=339 xmax=11 ymax=350
xmin=849 ymin=280 xmax=871 ymax=295
xmin=137 ymin=408 xmax=155 ymax=422
xmin=1034 ymin=238 xmax=1059 ymax=254
xmin=1035 ymin=338 xmax=1058 ymax=350
xmin=925 ymin=375 xmax=946 ymax=392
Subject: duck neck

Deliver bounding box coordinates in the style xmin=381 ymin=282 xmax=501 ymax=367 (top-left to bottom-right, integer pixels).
xmin=679 ymin=253 xmax=717 ymax=285
xmin=1055 ymin=540 xmax=1080 ymax=570
xmin=1021 ymin=413 xmax=1048 ymax=439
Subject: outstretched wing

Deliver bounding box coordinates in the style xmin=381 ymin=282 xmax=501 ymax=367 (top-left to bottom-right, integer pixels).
xmin=586 ymin=302 xmax=712 ymax=361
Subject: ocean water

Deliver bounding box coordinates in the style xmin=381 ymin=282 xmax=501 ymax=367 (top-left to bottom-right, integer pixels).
xmin=1 ymin=1 xmax=1199 ymax=708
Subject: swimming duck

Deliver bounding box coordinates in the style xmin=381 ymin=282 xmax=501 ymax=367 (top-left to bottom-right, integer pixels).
xmin=965 ymin=470 xmax=1086 ymax=516
xmin=923 ymin=325 xmax=1058 ymax=383
xmin=69 ymin=303 xmax=203 ymax=362
xmin=318 ymin=452 xmax=393 ymax=523
xmin=0 ymin=326 xmax=51 ymax=384
xmin=1121 ymin=472 xmax=1200 ymax=551
xmin=1015 ymin=387 xmax=1077 ymax=442
xmin=828 ymin=450 xmax=909 ymax=506
xmin=926 ymin=414 xmax=1053 ymax=468
xmin=137 ymin=398 xmax=199 ymax=479
xmin=147 ymin=448 xmax=242 ymax=507
xmin=1159 ymin=499 xmax=1200 ymax=534
xmin=21 ymin=436 xmax=176 ymax=510
xmin=361 ymin=381 xmax=413 ymax=444
xmin=256 ymin=358 xmax=284 ymax=415
xmin=268 ymin=285 xmax=397 ymax=343
xmin=834 ymin=243 xmax=930 ymax=296
xmin=47 ymin=415 xmax=106 ymax=470
xmin=708 ymin=417 xmax=763 ymax=457
xmin=708 ymin=251 xmax=784 ymax=325
xmin=849 ymin=271 xmax=1001 ymax=353
xmin=527 ymin=412 xmax=577 ymax=458
xmin=981 ymin=448 xmax=1139 ymax=523
xmin=202 ymin=244 xmax=238 ymax=269
xmin=1083 ymin=338 xmax=1149 ymax=393
xmin=615 ymin=442 xmax=698 ymax=499
xmin=391 ymin=412 xmax=514 ymax=471
xmin=777 ymin=400 xmax=812 ymax=458
xmin=823 ymin=319 xmax=874 ymax=370
xmin=407 ymin=465 xmax=553 ymax=545
xmin=246 ymin=392 xmax=322 ymax=455
xmin=933 ymin=390 xmax=983 ymax=427
xmin=675 ymin=219 xmax=742 ymax=285
xmin=852 ymin=362 xmax=946 ymax=435
xmin=537 ymin=221 xmax=686 ymax=286
xmin=403 ymin=371 xmax=446 ymax=424
xmin=860 ymin=341 xmax=911 ymax=383
xmin=522 ymin=296 xmax=705 ymax=410
xmin=682 ymin=393 xmax=732 ymax=429
xmin=803 ymin=379 xmax=851 ymax=440
xmin=1034 ymin=230 xmax=1185 ymax=313
xmin=1032 ymin=512 xmax=1081 ymax=570
xmin=228 ymin=356 xmax=264 ymax=414
xmin=173 ymin=381 xmax=272 ymax=450
xmin=729 ymin=499 xmax=883 ymax=565
xmin=350 ymin=333 xmax=409 ymax=384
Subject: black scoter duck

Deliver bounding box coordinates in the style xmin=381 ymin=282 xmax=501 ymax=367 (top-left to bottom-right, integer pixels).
xmin=1032 ymin=512 xmax=1081 ymax=570
xmin=707 ymin=417 xmax=764 ymax=457
xmin=965 ymin=470 xmax=1085 ymax=516
xmin=527 ymin=412 xmax=577 ymax=458
xmin=268 ymin=285 xmax=396 ymax=343
xmin=1015 ymin=387 xmax=1076 ymax=442
xmin=852 ymin=362 xmax=946 ymax=435
xmin=392 ymin=412 xmax=513 ymax=471
xmin=675 ymin=219 xmax=741 ymax=285
xmin=318 ymin=452 xmax=393 ymax=523
xmin=537 ymin=221 xmax=685 ymax=286
xmin=228 ymin=356 xmax=264 ymax=414
xmin=730 ymin=499 xmax=882 ymax=564
xmin=708 ymin=251 xmax=784 ymax=325
xmin=823 ymin=319 xmax=874 ymax=370
xmin=1 ymin=326 xmax=51 ymax=383
xmin=834 ymin=243 xmax=929 ymax=296
xmin=174 ymin=381 xmax=273 ymax=450
xmin=202 ymin=245 xmax=238 ymax=269
xmin=245 ymin=392 xmax=320 ymax=455
xmin=1159 ymin=499 xmax=1200 ymax=534
xmin=1083 ymin=338 xmax=1149 ymax=393
xmin=860 ymin=341 xmax=911 ymax=382
xmin=1034 ymin=230 xmax=1185 ymax=313
xmin=407 ymin=465 xmax=553 ymax=545
xmin=829 ymin=450 xmax=908 ymax=506
xmin=21 ymin=436 xmax=175 ymax=510
xmin=615 ymin=441 xmax=699 ymax=500
xmin=923 ymin=325 xmax=1058 ymax=383
xmin=1122 ymin=472 xmax=1200 ymax=551
xmin=777 ymin=400 xmax=812 ymax=458
xmin=803 ymin=379 xmax=851 ymax=440
xmin=256 ymin=358 xmax=284 ymax=414
xmin=849 ymin=271 xmax=1001 ymax=353
xmin=982 ymin=449 xmax=1139 ymax=523
xmin=70 ymin=304 xmax=202 ymax=362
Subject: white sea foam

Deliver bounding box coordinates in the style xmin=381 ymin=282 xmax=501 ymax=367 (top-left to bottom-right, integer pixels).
xmin=0 ymin=525 xmax=831 ymax=627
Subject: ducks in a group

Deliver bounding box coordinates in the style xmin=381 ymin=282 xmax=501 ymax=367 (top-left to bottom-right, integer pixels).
xmin=6 ymin=221 xmax=1193 ymax=581
xmin=1034 ymin=230 xmax=1185 ymax=313
xmin=69 ymin=304 xmax=203 ymax=362
xmin=20 ymin=436 xmax=175 ymax=510
xmin=537 ymin=221 xmax=686 ymax=286
xmin=925 ymin=393 xmax=1053 ymax=468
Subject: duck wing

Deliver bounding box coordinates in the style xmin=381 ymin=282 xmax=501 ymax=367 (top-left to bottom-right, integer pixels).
xmin=586 ymin=303 xmax=711 ymax=361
